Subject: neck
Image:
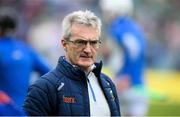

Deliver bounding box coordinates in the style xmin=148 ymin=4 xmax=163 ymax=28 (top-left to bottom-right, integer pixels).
xmin=82 ymin=66 xmax=92 ymax=75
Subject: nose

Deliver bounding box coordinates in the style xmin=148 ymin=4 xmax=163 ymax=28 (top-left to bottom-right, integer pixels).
xmin=83 ymin=42 xmax=91 ymax=53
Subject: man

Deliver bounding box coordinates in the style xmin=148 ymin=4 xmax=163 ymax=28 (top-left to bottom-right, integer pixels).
xmin=100 ymin=0 xmax=148 ymax=116
xmin=23 ymin=10 xmax=120 ymax=116
xmin=0 ymin=9 xmax=50 ymax=110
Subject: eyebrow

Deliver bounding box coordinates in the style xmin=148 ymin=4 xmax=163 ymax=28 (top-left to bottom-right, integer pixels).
xmin=71 ymin=34 xmax=99 ymax=40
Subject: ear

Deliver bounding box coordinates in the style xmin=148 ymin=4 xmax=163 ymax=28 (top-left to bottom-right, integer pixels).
xmin=61 ymin=39 xmax=67 ymax=51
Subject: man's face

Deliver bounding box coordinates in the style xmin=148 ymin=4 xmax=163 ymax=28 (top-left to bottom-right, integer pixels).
xmin=61 ymin=24 xmax=100 ymax=71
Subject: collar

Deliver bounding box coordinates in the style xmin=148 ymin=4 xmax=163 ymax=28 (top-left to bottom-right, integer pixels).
xmin=56 ymin=56 xmax=102 ymax=81
xmin=62 ymin=56 xmax=96 ymax=75
xmin=85 ymin=64 xmax=96 ymax=76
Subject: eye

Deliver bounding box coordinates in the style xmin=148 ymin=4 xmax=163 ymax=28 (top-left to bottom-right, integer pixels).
xmin=90 ymin=40 xmax=98 ymax=45
xmin=75 ymin=40 xmax=87 ymax=45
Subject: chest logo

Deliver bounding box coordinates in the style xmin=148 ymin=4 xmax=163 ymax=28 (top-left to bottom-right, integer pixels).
xmin=63 ymin=96 xmax=75 ymax=103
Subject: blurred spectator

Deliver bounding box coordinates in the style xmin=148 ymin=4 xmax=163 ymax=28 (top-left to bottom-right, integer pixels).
xmin=0 ymin=8 xmax=51 ymax=109
xmin=0 ymin=91 xmax=26 ymax=116
xmin=100 ymin=0 xmax=149 ymax=116
xmin=27 ymin=19 xmax=63 ymax=66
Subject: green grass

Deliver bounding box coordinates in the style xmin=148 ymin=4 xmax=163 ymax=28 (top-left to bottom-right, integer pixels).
xmin=148 ymin=103 xmax=180 ymax=116
xmin=146 ymin=70 xmax=180 ymax=116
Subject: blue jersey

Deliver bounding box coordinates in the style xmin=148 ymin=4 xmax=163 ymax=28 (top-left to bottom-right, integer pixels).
xmin=0 ymin=37 xmax=50 ymax=108
xmin=110 ymin=17 xmax=146 ymax=86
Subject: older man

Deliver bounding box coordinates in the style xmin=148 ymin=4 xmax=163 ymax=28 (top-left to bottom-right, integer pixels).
xmin=23 ymin=10 xmax=120 ymax=116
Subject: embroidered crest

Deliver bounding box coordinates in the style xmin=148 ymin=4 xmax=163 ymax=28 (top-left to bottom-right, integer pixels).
xmin=63 ymin=96 xmax=76 ymax=103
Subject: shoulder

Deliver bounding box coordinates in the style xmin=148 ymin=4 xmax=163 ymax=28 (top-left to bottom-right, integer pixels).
xmin=14 ymin=40 xmax=39 ymax=54
xmin=30 ymin=69 xmax=62 ymax=92
xmin=100 ymin=73 xmax=111 ymax=81
xmin=100 ymin=73 xmax=116 ymax=87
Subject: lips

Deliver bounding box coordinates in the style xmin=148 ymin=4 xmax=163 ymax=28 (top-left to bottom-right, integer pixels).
xmin=80 ymin=55 xmax=92 ymax=58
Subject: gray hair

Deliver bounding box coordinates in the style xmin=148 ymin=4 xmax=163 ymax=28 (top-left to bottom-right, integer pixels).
xmin=62 ymin=10 xmax=102 ymax=40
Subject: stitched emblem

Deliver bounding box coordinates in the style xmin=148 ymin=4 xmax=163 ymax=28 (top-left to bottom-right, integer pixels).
xmin=63 ymin=96 xmax=76 ymax=103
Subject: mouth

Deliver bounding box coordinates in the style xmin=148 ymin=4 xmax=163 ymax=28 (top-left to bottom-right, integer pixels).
xmin=80 ymin=55 xmax=92 ymax=59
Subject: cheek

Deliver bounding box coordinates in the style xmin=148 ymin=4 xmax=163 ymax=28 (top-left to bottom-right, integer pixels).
xmin=92 ymin=49 xmax=98 ymax=57
xmin=69 ymin=48 xmax=81 ymax=58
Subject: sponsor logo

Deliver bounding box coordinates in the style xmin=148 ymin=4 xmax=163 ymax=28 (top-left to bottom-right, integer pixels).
xmin=63 ymin=96 xmax=75 ymax=103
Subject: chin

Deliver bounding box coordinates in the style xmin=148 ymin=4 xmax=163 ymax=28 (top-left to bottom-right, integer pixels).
xmin=78 ymin=62 xmax=93 ymax=68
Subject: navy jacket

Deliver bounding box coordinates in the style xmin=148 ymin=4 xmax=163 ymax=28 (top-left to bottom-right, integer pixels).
xmin=23 ymin=56 xmax=120 ymax=116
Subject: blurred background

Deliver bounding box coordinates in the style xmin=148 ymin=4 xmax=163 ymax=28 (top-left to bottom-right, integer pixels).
xmin=0 ymin=0 xmax=180 ymax=116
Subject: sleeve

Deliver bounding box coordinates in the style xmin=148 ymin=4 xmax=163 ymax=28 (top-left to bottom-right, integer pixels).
xmin=23 ymin=79 xmax=57 ymax=116
xmin=101 ymin=74 xmax=121 ymax=116
xmin=122 ymin=32 xmax=141 ymax=60
xmin=109 ymin=80 xmax=120 ymax=112
xmin=30 ymin=48 xmax=51 ymax=75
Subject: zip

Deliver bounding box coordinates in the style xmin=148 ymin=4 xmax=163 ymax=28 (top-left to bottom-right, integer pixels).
xmin=87 ymin=78 xmax=96 ymax=102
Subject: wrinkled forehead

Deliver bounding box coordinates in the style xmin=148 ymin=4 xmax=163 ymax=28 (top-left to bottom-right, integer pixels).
xmin=70 ymin=23 xmax=100 ymax=38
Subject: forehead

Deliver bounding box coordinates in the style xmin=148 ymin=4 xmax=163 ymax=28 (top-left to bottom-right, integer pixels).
xmin=71 ymin=23 xmax=100 ymax=39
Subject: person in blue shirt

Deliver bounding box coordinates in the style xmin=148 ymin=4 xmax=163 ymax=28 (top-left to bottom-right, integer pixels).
xmin=109 ymin=14 xmax=148 ymax=117
xmin=100 ymin=0 xmax=149 ymax=116
xmin=0 ymin=10 xmax=51 ymax=109
xmin=110 ymin=17 xmax=146 ymax=87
